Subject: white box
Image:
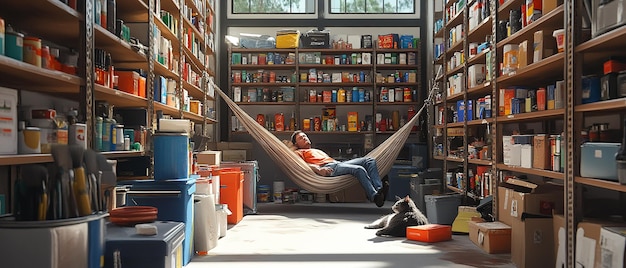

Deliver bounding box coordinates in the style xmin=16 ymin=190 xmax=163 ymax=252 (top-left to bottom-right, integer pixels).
xmin=347 ymin=35 xmax=361 ymax=49
xmin=0 ymin=87 xmax=17 ymax=154
xmin=600 ymin=226 xmax=626 ymax=268
xmin=502 ymin=135 xmax=513 ymax=165
xmin=468 ymin=64 xmax=486 ymax=88
xmin=510 ymin=144 xmax=522 ymax=166
xmin=520 ymin=144 xmax=533 ymax=168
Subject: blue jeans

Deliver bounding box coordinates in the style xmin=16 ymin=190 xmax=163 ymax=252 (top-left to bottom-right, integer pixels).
xmin=324 ymin=157 xmax=383 ymax=201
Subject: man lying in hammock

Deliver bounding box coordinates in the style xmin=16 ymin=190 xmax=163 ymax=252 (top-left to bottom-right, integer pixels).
xmin=291 ymin=130 xmax=389 ymax=207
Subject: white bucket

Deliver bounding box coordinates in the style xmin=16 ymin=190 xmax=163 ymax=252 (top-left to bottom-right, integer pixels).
xmin=194 ymin=194 xmax=218 ymax=255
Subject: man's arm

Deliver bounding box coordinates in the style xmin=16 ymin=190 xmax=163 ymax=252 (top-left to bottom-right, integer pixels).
xmin=309 ymin=164 xmax=332 ymax=176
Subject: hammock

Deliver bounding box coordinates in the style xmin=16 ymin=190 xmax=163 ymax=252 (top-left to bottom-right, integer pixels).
xmin=213 ymin=82 xmax=435 ymax=194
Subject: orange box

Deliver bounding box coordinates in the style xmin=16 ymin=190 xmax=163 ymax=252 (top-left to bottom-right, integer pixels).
xmin=322 ymin=90 xmax=332 ymax=102
xmin=603 ymin=59 xmax=626 ymax=75
xmin=219 ymin=168 xmax=244 ymax=224
xmin=138 ymin=76 xmax=146 ymax=97
xmin=347 ymin=112 xmax=358 ymax=131
xmin=115 ymin=70 xmax=139 ymax=95
xmin=406 ymin=224 xmax=452 ymax=243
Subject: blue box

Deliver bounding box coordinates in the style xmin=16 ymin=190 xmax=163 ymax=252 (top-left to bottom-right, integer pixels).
xmin=387 ymin=165 xmax=422 ymax=201
xmin=582 ymin=75 xmax=601 ymax=104
xmin=122 ymin=178 xmax=196 ymax=265
xmin=104 ymin=221 xmax=184 ymax=268
xmin=580 ymin=142 xmax=620 ymax=181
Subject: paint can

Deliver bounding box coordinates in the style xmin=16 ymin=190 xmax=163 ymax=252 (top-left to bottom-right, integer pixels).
xmin=23 ymin=36 xmax=42 ymax=67
xmin=18 ymin=127 xmax=41 ymax=154
xmin=0 ymin=18 xmax=5 ymax=55
xmin=153 ymin=132 xmax=189 ymax=180
xmin=69 ymin=123 xmax=88 ymax=149
xmin=5 ymin=26 xmax=23 ymax=61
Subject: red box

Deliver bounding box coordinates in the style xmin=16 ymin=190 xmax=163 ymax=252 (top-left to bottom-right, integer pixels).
xmin=406 ymin=224 xmax=452 ymax=243
xmin=115 ymin=71 xmax=139 ymax=95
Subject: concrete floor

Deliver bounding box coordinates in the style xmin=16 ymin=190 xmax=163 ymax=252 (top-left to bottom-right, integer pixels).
xmin=188 ymin=201 xmax=516 ymax=268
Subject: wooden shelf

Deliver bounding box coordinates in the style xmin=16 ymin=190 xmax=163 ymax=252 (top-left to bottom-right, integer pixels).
xmin=183 ymin=111 xmax=208 ymax=123
xmin=447 ymin=40 xmax=464 ymax=55
xmin=0 ymin=0 xmax=82 ymax=48
xmin=0 ymin=150 xmax=145 ymax=166
xmin=496 ymin=163 xmax=564 ymax=180
xmin=447 ymin=122 xmax=465 ymax=127
xmin=446 ymin=10 xmax=464 ymax=28
xmin=496 ymin=5 xmax=564 ymax=50
xmin=575 ymin=98 xmax=626 ymax=113
xmin=299 ymin=48 xmax=373 ymax=53
xmin=496 ymin=53 xmax=564 ymax=87
xmin=231 ymin=82 xmax=296 ymax=87
xmin=183 ymin=46 xmax=205 ymax=74
xmin=101 ymin=151 xmax=145 ymax=159
xmin=154 ymin=102 xmax=181 ymax=118
xmin=235 ymin=102 xmax=298 ymax=105
xmin=183 ymin=16 xmax=205 ymax=45
xmin=466 ymin=118 xmax=494 ymax=125
xmin=497 ymin=109 xmax=564 ymax=123
xmin=375 ymin=64 xmax=419 ymax=70
xmin=447 ymin=64 xmax=464 ymax=76
xmin=299 ymin=64 xmax=373 ymax=69
xmin=497 ymin=0 xmax=523 ymax=17
xmin=183 ymin=80 xmax=204 ymax=100
xmin=467 ymin=18 xmax=492 ymax=43
xmin=153 ymin=15 xmax=180 ymax=49
xmin=575 ymin=177 xmax=626 ymax=193
xmin=467 ymin=82 xmax=491 ymax=96
xmin=300 ymin=102 xmax=372 ymax=106
xmin=94 ymin=84 xmax=148 ymax=108
xmin=154 ymin=60 xmax=180 ymax=80
xmin=230 ymin=64 xmax=296 ymax=70
xmin=116 ymin=0 xmax=150 ymax=22
xmin=468 ymin=159 xmax=492 ymax=166
xmin=433 ymin=155 xmax=445 ymax=160
xmin=446 ymin=91 xmax=464 ymax=102
xmin=94 ymin=25 xmax=147 ymax=63
xmin=184 ymin=0 xmax=204 ymax=20
xmin=447 ymin=157 xmax=464 ymax=163
xmin=299 ymin=82 xmax=374 ymax=87
xmin=0 ymin=55 xmax=82 ymax=93
xmin=160 ymin=0 xmax=180 ymax=14
xmin=376 ymin=101 xmax=420 ymax=105
xmin=231 ymin=48 xmax=296 ymax=53
xmin=468 ymin=48 xmax=489 ymax=65
xmin=377 ymin=82 xmax=419 ymax=87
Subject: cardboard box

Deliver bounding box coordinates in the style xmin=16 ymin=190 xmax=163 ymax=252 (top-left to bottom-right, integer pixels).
xmin=497 ymin=178 xmax=563 ymax=226
xmin=221 ymin=150 xmax=247 ymax=162
xmin=197 ymin=150 xmax=221 ymax=166
xmin=533 ymin=30 xmax=555 ymax=63
xmin=511 ymin=214 xmax=555 ymax=268
xmin=328 ymin=183 xmax=367 ymax=203
xmin=576 ymin=220 xmax=626 ymax=268
xmin=543 ymin=0 xmax=559 ymax=14
xmin=600 ymin=227 xmax=626 ymax=268
xmin=210 ymin=142 xmax=253 ymax=159
xmin=533 ymin=135 xmax=551 ymax=169
xmin=451 ymin=206 xmax=481 ymax=233
xmin=406 ymin=224 xmax=452 ymax=243
xmin=518 ymin=40 xmax=530 ymax=68
xmin=553 ymin=214 xmax=566 ymax=268
xmin=468 ymin=221 xmax=512 ymax=253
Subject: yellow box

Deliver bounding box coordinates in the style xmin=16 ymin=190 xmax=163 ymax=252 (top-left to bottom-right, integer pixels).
xmin=190 ymin=100 xmax=201 ymax=114
xmin=347 ymin=112 xmax=358 ymax=131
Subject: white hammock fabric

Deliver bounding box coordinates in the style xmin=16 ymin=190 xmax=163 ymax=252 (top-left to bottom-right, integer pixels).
xmin=213 ymin=83 xmax=431 ymax=193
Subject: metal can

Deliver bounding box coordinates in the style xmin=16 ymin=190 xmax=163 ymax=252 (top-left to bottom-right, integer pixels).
xmin=314 ymin=117 xmax=321 ymax=131
xmin=23 ymin=36 xmax=41 ymax=67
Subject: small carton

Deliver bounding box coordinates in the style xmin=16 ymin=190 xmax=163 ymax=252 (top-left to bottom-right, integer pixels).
xmin=511 ymin=214 xmax=555 ymax=268
xmin=497 ymin=178 xmax=563 ymax=226
xmin=406 ymin=224 xmax=452 ymax=243
xmin=533 ymin=134 xmax=551 ymax=169
xmin=468 ymin=220 xmax=512 ymax=253
xmin=197 ymin=150 xmax=221 ymax=166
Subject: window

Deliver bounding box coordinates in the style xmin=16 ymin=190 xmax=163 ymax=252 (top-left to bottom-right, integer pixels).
xmin=329 ymin=0 xmax=415 ymax=14
xmin=232 ymin=0 xmax=316 ymax=14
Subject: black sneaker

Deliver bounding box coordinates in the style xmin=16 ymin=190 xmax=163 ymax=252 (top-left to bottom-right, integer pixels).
xmin=381 ymin=176 xmax=390 ymax=200
xmin=374 ymin=192 xmax=385 ymax=207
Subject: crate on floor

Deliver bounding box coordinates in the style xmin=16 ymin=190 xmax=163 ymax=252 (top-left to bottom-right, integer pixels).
xmin=424 ymin=193 xmax=462 ymax=225
xmin=406 ymin=224 xmax=452 ymax=243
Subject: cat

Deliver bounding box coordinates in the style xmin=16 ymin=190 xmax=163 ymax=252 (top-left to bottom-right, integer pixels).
xmin=364 ymin=195 xmax=428 ymax=237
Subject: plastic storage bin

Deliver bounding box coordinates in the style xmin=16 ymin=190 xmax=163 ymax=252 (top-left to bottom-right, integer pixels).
xmin=123 ymin=178 xmax=196 ymax=266
xmin=580 ymin=142 xmax=620 ymax=181
xmin=220 ymin=161 xmax=259 ymax=214
xmin=0 ymin=213 xmax=106 ymax=268
xmin=424 ymin=194 xmax=462 ymax=225
xmin=104 ymin=221 xmax=184 ymax=268
xmin=219 ymin=168 xmax=244 ymax=224
xmin=194 ymin=194 xmax=218 ymax=255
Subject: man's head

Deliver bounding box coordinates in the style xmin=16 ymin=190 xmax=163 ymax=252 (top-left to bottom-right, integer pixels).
xmin=291 ymin=130 xmax=311 ymax=149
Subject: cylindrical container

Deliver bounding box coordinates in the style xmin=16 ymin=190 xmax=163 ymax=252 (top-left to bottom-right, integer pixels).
xmin=69 ymin=123 xmax=88 ymax=149
xmin=22 ymin=36 xmax=42 ymax=67
xmin=41 ymin=45 xmax=50 ymax=69
xmin=153 ymin=132 xmax=189 ymax=180
xmin=403 ymin=87 xmax=412 ymax=102
xmin=274 ymin=113 xmax=284 ymax=131
xmin=337 ymin=88 xmax=346 ymax=102
xmin=123 ymin=136 xmax=130 ymax=150
xmin=216 ymin=204 xmax=229 ymax=238
xmin=5 ymin=27 xmax=23 ymax=61
xmin=394 ymin=88 xmax=403 ymax=101
xmin=392 ymin=110 xmax=400 ymax=130
xmin=0 ymin=18 xmax=5 ymax=55
xmin=95 ymin=116 xmax=103 ymax=151
xmin=194 ymin=194 xmax=218 ymax=255
xmin=18 ymin=127 xmax=41 ymax=154
xmin=257 ymin=185 xmax=270 ymax=202
xmin=256 ymin=114 xmax=265 ymax=126
xmin=102 ymin=118 xmax=114 ymax=151
xmin=314 ymin=117 xmax=321 ymax=131
xmin=273 ymin=181 xmax=284 ymax=203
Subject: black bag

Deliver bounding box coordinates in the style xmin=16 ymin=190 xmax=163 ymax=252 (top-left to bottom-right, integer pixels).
xmin=300 ymin=30 xmax=330 ymax=48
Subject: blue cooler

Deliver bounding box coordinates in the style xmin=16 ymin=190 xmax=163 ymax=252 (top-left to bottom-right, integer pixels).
xmin=580 ymin=142 xmax=620 ymax=181
xmin=122 ymin=178 xmax=196 ymax=265
xmin=387 ymin=165 xmax=422 ymax=201
xmin=104 ymin=221 xmax=185 ymax=268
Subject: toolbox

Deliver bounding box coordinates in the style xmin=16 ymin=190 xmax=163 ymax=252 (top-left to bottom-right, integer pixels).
xmin=104 ymin=221 xmax=184 ymax=268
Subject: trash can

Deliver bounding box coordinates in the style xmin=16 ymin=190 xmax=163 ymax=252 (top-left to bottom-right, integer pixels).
xmin=219 ymin=168 xmax=244 ymax=224
xmin=425 ymin=194 xmax=462 ymax=225
xmin=194 ymin=194 xmax=218 ymax=255
xmin=216 ymin=204 xmax=231 ymax=238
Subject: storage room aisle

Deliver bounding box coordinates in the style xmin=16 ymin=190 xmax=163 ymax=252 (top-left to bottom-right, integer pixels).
xmin=188 ymin=202 xmax=515 ymax=268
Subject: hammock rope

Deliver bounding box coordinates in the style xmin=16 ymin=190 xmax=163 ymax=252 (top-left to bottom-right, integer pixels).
xmin=212 ymin=81 xmax=436 ymax=194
